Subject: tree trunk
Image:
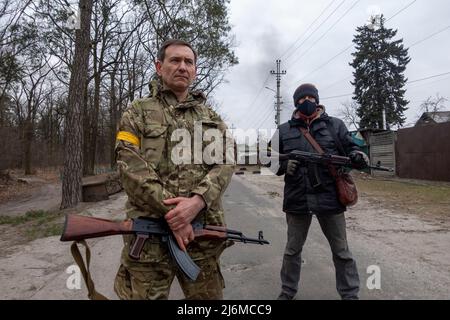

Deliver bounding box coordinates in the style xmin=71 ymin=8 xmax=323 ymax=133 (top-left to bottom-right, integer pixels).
xmin=109 ymin=70 xmax=117 ymax=169
xmin=48 ymin=104 xmax=54 ymax=165
xmin=82 ymin=83 xmax=90 ymax=176
xmin=23 ymin=118 xmax=33 ymax=175
xmin=87 ymin=72 xmax=101 ymax=175
xmin=61 ymin=0 xmax=93 ymax=209
xmin=0 ymin=96 xmax=5 ymax=127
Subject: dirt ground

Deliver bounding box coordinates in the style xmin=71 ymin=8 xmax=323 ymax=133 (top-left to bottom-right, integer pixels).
xmin=244 ymin=169 xmax=450 ymax=298
xmin=0 ymin=169 xmax=449 ymax=299
xmin=0 ymin=169 xmax=62 ymax=215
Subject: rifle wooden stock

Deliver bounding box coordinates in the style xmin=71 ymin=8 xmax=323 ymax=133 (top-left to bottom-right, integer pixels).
xmin=60 ymin=214 xmax=133 ymax=242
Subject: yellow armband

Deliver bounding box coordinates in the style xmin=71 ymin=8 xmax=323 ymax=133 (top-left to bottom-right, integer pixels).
xmin=116 ymin=131 xmax=140 ymax=147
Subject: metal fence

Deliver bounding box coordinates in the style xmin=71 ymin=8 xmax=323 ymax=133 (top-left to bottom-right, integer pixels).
xmin=369 ymin=131 xmax=396 ymax=177
xmin=396 ymin=122 xmax=450 ymax=182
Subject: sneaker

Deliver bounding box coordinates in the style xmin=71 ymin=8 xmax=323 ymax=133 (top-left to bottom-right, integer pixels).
xmin=277 ymin=292 xmax=294 ymax=300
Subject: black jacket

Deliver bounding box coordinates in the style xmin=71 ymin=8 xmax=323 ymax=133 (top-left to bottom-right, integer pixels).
xmin=274 ymin=108 xmax=360 ymax=215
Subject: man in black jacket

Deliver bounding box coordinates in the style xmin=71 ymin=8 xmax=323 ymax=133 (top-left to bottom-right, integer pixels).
xmin=273 ymin=83 xmax=368 ymax=300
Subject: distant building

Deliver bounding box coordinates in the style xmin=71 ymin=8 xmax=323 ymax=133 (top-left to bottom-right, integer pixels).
xmin=415 ymin=111 xmax=450 ymax=127
xmin=350 ymin=129 xmax=396 ymax=176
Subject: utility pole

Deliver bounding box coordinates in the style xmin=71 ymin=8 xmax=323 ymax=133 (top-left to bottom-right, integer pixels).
xmin=230 ymin=123 xmax=236 ymax=136
xmin=270 ymin=60 xmax=287 ymax=127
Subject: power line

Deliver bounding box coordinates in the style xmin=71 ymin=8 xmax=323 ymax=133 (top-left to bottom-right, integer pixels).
xmin=247 ymin=100 xmax=274 ymax=129
xmin=247 ymin=74 xmax=271 ymax=109
xmin=408 ymin=71 xmax=450 ymax=84
xmin=279 ymin=0 xmax=338 ymax=60
xmin=252 ymin=103 xmax=275 ymax=129
xmin=409 ymin=25 xmax=450 ymax=48
xmin=237 ymin=74 xmax=271 ymax=125
xmin=288 ymin=0 xmax=420 ymax=87
xmin=283 ymin=0 xmax=347 ymax=63
xmin=288 ymin=0 xmax=361 ymax=71
xmin=322 ymin=10 xmax=449 ymax=95
xmin=321 ymin=93 xmax=353 ymax=101
xmin=232 ymin=0 xmax=417 ymax=127
xmin=407 ymin=74 xmax=450 ymax=89
xmin=320 ymin=71 xmax=450 ymax=101
xmin=385 ymin=0 xmax=418 ymax=22
xmin=266 ymin=0 xmax=351 ymax=125
xmin=289 ymin=44 xmax=353 ymax=87
xmin=228 ymin=0 xmax=421 ymax=128
xmin=322 ymin=75 xmax=352 ymax=91
xmin=256 ymin=106 xmax=277 ymax=129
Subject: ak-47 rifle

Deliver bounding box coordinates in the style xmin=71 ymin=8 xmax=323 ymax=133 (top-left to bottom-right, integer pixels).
xmin=60 ymin=214 xmax=269 ymax=282
xmin=277 ymin=150 xmax=394 ymax=172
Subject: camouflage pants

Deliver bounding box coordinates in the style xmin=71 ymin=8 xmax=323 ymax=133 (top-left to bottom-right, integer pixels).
xmin=114 ymin=256 xmax=225 ymax=300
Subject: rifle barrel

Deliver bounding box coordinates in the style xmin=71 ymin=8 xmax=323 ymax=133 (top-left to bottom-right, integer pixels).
xmin=203 ymin=225 xmax=243 ymax=236
xmin=369 ymin=165 xmax=394 ymax=172
xmin=227 ymin=234 xmax=270 ymax=245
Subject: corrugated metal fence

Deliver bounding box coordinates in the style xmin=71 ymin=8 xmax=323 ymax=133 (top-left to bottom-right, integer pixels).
xmin=396 ymin=122 xmax=450 ymax=182
xmin=369 ymin=131 xmax=396 ymax=177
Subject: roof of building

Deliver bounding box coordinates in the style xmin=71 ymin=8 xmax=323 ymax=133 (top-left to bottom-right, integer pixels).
xmin=416 ymin=111 xmax=450 ymax=125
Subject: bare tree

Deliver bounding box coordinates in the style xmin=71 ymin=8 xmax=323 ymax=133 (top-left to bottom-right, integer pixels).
xmin=2 ymin=0 xmax=237 ymax=180
xmin=15 ymin=59 xmax=53 ymax=174
xmin=0 ymin=0 xmax=34 ymax=125
xmin=84 ymin=1 xmax=146 ymax=175
xmin=419 ymin=94 xmax=448 ymax=113
xmin=61 ymin=0 xmax=93 ymax=209
xmin=339 ymin=100 xmax=360 ymax=130
xmin=136 ymin=0 xmax=238 ymax=95
xmin=36 ymin=81 xmax=66 ymax=166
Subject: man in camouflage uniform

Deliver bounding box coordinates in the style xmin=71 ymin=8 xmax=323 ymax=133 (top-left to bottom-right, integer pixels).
xmin=114 ymin=39 xmax=235 ymax=300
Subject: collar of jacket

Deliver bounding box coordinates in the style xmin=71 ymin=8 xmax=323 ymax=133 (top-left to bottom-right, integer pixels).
xmin=289 ymin=105 xmax=329 ymax=128
xmin=150 ymin=80 xmax=207 ymax=109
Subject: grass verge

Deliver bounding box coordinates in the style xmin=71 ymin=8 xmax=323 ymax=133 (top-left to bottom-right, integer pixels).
xmin=0 ymin=210 xmax=64 ymax=240
xmin=355 ymin=176 xmax=450 ymax=217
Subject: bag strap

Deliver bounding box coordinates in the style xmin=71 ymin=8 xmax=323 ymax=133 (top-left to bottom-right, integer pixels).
xmin=70 ymin=241 xmax=109 ymax=300
xmin=299 ymin=127 xmax=338 ymax=178
xmin=299 ymin=127 xmax=324 ymax=155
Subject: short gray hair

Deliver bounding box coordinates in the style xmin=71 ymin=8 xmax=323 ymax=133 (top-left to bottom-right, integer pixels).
xmin=157 ymin=39 xmax=197 ymax=63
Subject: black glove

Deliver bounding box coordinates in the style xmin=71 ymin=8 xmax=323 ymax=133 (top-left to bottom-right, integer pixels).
xmin=286 ymin=160 xmax=300 ymax=176
xmin=349 ymin=151 xmax=368 ymax=169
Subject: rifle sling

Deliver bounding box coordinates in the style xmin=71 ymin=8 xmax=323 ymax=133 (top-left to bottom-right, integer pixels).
xmin=299 ymin=127 xmax=338 ymax=178
xmin=299 ymin=128 xmax=325 ymax=154
xmin=70 ymin=241 xmax=108 ymax=300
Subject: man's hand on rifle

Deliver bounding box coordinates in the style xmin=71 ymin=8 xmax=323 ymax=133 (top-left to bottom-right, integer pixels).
xmin=172 ymin=223 xmax=195 ymax=251
xmin=286 ymin=159 xmax=301 ymax=176
xmin=164 ymin=195 xmax=206 ymax=231
xmin=349 ymin=151 xmax=369 ymax=170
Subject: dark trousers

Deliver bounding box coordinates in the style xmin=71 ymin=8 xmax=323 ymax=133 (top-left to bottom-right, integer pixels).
xmin=280 ymin=213 xmax=360 ymax=299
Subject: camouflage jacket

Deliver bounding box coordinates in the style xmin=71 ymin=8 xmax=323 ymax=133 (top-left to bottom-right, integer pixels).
xmin=115 ymin=83 xmax=235 ymax=262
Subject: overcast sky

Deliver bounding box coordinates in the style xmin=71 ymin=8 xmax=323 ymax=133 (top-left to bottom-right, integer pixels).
xmin=213 ymin=0 xmax=450 ymax=131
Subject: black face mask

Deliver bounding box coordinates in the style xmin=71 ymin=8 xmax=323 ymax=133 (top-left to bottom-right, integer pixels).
xmin=296 ymin=100 xmax=317 ymax=116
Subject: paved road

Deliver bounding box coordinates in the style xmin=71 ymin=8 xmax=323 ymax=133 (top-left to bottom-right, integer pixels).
xmin=221 ymin=174 xmax=450 ymax=300
xmin=1 ymin=174 xmax=448 ymax=300
xmin=221 ymin=175 xmax=346 ymax=300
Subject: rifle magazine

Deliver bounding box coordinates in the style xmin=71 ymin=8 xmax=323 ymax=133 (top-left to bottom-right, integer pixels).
xmin=167 ymin=236 xmax=201 ymax=281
